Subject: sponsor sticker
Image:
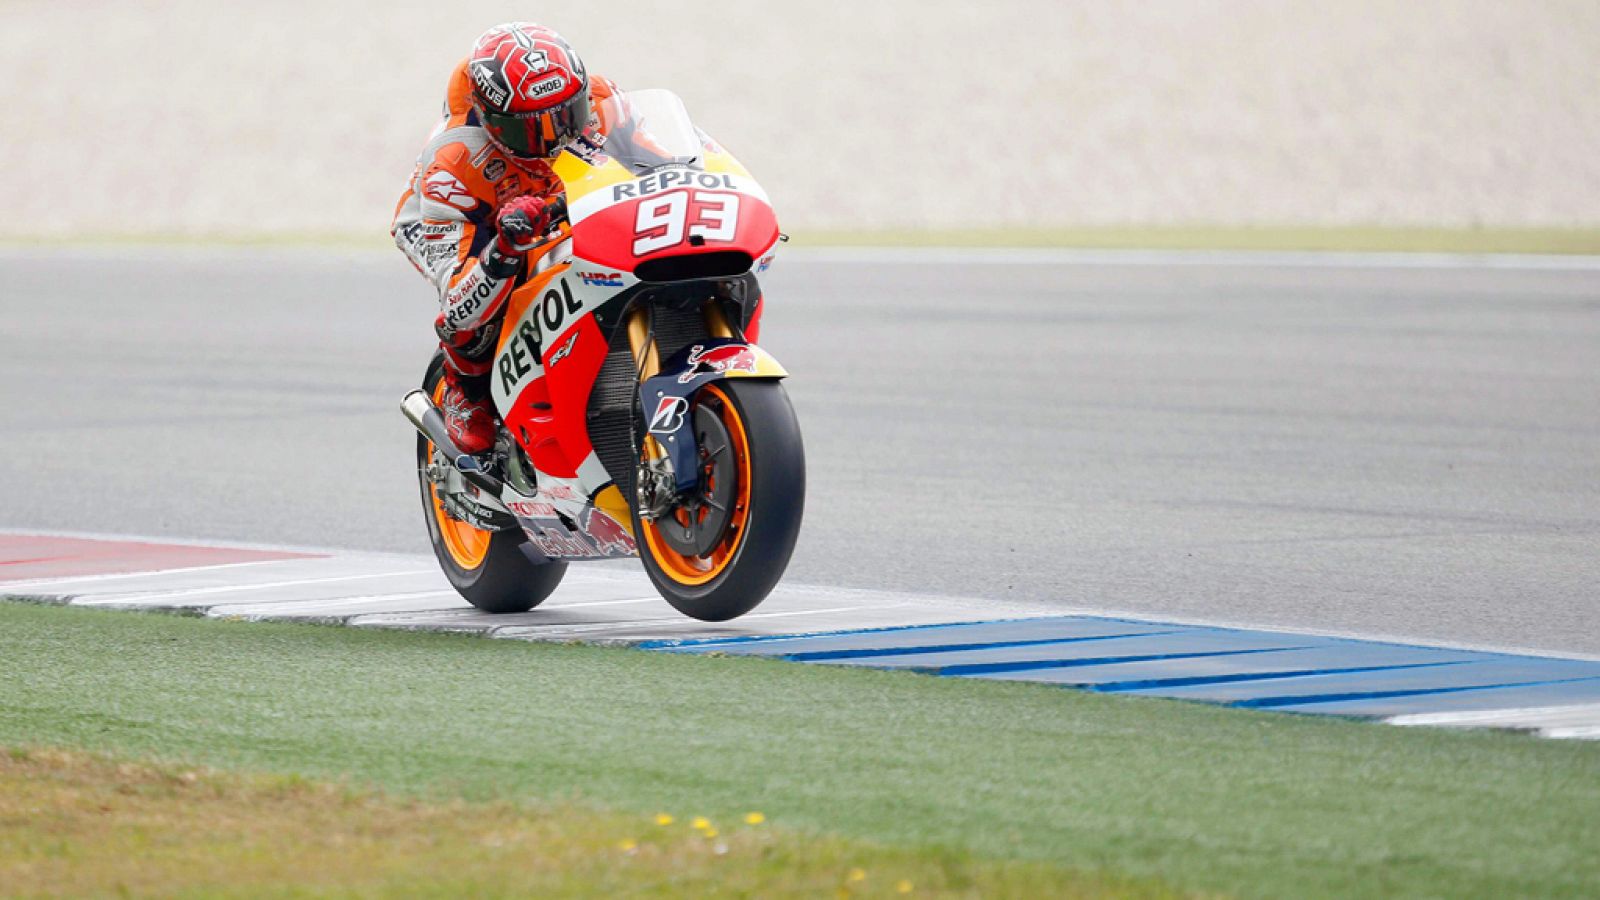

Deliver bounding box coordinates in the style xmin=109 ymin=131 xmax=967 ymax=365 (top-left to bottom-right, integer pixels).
xmin=609 ymin=169 xmax=738 ymax=203
xmin=677 ymin=344 xmax=759 ymax=383
xmin=493 ymin=172 xmax=524 ymax=203
xmin=408 ymin=221 xmax=462 ymax=269
xmin=543 ymin=484 xmax=580 ymax=502
xmin=524 ymin=73 xmax=567 ymax=100
xmin=547 ymin=332 xmax=578 ymax=367
xmin=579 ymin=508 xmax=635 ymax=555
xmin=526 ymin=527 xmax=601 ymax=559
xmin=470 ymin=61 xmax=510 ymax=110
xmin=421 ymin=241 xmax=457 ymax=268
xmin=648 ymin=396 xmax=689 ymax=434
xmin=492 ymin=277 xmax=595 ymax=401
xmin=484 ymin=158 xmax=506 ymax=182
xmin=443 ymin=269 xmax=502 ymax=330
xmin=566 ymin=132 xmax=607 ymax=164
xmin=579 ymin=271 xmax=623 ymax=288
xmin=507 ymin=500 xmax=559 ymax=518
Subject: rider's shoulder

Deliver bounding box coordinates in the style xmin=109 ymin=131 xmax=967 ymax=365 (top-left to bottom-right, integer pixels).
xmin=444 ymin=57 xmax=476 ymax=126
xmin=416 ymin=133 xmax=497 ymax=219
xmin=590 ymin=74 xmax=620 ymax=104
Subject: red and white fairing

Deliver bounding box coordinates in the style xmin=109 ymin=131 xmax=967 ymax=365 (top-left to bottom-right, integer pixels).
xmin=486 ymin=89 xmax=780 ymax=560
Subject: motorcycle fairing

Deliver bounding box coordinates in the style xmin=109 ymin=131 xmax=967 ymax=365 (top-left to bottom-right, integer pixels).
xmin=486 ymin=254 xmax=643 ymax=561
xmin=640 ymin=339 xmax=788 ymax=493
xmin=499 ymin=478 xmax=636 ymax=562
xmin=478 ymin=89 xmax=782 ymax=561
xmin=550 ymin=92 xmax=780 ymax=275
xmin=491 ymin=254 xmax=634 ymax=479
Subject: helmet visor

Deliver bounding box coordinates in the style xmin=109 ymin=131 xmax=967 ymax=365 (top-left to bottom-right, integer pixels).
xmin=480 ymin=91 xmax=589 ymax=160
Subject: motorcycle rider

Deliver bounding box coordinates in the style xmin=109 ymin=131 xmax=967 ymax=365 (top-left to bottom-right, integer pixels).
xmin=393 ymin=22 xmax=618 ymax=455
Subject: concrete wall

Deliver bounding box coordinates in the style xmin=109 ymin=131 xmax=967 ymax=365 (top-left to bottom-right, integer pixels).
xmin=3 ymin=1 xmax=1597 ymax=238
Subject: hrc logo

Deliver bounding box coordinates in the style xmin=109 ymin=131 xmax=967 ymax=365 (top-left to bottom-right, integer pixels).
xmin=579 ymin=271 xmax=624 ymax=288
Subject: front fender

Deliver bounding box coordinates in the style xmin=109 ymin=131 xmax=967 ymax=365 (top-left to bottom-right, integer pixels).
xmin=640 ymin=339 xmax=787 ymax=493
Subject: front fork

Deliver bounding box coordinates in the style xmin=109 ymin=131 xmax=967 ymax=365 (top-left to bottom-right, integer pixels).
xmin=624 ymin=301 xmax=738 ymax=375
xmin=626 ymin=303 xmax=750 ymax=518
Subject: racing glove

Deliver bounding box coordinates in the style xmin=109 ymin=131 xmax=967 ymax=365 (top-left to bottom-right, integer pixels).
xmin=481 ymin=196 xmax=549 ymax=279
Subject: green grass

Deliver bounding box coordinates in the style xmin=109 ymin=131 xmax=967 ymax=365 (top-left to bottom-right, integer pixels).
xmin=2 ymin=601 xmax=1597 ymax=897
xmin=3 ymin=748 xmax=1156 ymax=898
xmin=7 ymin=225 xmax=1600 ymax=254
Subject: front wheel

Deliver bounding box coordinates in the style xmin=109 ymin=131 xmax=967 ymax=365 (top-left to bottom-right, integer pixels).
xmin=634 ymin=380 xmax=805 ymax=621
xmin=417 ymin=355 xmax=566 ymax=613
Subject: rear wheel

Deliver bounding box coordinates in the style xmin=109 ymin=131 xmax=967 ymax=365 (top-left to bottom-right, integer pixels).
xmin=634 ymin=380 xmax=804 ymax=621
xmin=418 ymin=356 xmax=565 ymax=613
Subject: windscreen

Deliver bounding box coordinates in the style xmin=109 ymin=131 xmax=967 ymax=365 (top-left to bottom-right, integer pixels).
xmin=595 ymin=89 xmax=703 ymax=171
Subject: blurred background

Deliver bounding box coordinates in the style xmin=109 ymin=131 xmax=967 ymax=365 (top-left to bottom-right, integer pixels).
xmin=3 ymin=0 xmax=1598 ymax=240
xmin=2 ymin=1 xmax=1598 ymax=652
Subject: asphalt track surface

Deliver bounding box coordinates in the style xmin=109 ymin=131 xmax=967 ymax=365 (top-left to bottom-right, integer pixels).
xmin=3 ymin=247 xmax=1597 ymax=655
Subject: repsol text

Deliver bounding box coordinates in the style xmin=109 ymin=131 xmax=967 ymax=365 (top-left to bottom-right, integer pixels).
xmin=612 ymin=170 xmax=736 ymax=202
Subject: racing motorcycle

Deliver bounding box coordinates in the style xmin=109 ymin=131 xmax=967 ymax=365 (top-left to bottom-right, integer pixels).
xmin=401 ymin=89 xmax=804 ymax=622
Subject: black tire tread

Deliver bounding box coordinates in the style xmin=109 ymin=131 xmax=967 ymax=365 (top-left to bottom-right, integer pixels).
xmin=417 ymin=355 xmax=565 ymax=614
xmin=635 ymin=379 xmax=805 ymax=621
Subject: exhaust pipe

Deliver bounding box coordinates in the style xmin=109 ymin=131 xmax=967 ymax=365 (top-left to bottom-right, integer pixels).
xmin=401 ymin=390 xmax=504 ymax=495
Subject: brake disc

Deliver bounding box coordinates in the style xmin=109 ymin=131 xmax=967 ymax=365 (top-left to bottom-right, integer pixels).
xmin=658 ymin=401 xmax=738 ymax=557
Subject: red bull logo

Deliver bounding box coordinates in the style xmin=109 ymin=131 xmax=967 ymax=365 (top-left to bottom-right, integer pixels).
xmin=580 ymin=508 xmax=635 ymax=556
xmin=679 ymin=344 xmax=760 ymax=383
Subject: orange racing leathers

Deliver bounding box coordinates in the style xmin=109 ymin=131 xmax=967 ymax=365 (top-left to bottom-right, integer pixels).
xmin=391 ymin=60 xmax=619 ymax=385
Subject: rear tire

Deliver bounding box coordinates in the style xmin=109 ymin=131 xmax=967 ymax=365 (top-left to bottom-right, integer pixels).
xmin=634 ymin=379 xmax=805 ymax=621
xmin=418 ymin=354 xmax=565 ymax=613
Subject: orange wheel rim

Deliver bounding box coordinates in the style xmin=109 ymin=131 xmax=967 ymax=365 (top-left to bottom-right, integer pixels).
xmin=427 ymin=379 xmax=492 ymax=570
xmin=641 ymin=384 xmax=751 ymax=586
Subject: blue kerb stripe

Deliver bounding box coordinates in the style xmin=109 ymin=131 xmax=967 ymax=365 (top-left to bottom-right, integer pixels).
xmin=1089 ymin=660 xmax=1473 ymax=693
xmin=645 ymin=614 xmax=1309 ymax=653
xmin=1233 ymin=674 xmax=1600 ymax=709
xmin=781 ymin=629 xmax=1187 ymax=662
xmin=935 ymin=645 xmax=1309 ymax=677
xmin=635 ymin=616 xmax=1049 ymax=650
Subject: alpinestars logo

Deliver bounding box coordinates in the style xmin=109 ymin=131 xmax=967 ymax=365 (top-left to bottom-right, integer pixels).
xmin=423 ymin=171 xmax=475 ymax=212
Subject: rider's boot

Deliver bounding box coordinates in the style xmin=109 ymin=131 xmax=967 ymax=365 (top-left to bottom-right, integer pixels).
xmin=439 ymin=359 xmax=497 ymax=456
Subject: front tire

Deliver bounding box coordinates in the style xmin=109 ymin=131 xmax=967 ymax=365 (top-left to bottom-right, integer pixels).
xmin=634 ymin=379 xmax=805 ymax=621
xmin=417 ymin=355 xmax=565 ymax=613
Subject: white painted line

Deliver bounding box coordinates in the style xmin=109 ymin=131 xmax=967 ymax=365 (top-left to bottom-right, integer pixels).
xmin=783 ymin=246 xmax=1600 ymax=271
xmin=548 ymin=596 xmax=660 ymax=609
xmin=206 ymin=590 xmax=465 ymax=617
xmin=69 ymin=569 xmax=438 ymax=605
xmin=1387 ymin=703 xmax=1600 ymax=730
xmin=0 ymin=526 xmax=358 ymax=559
xmin=493 ymin=604 xmax=891 ymax=639
xmin=1544 ymin=726 xmax=1600 ymax=740
xmin=0 ymin=558 xmax=300 ymax=591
